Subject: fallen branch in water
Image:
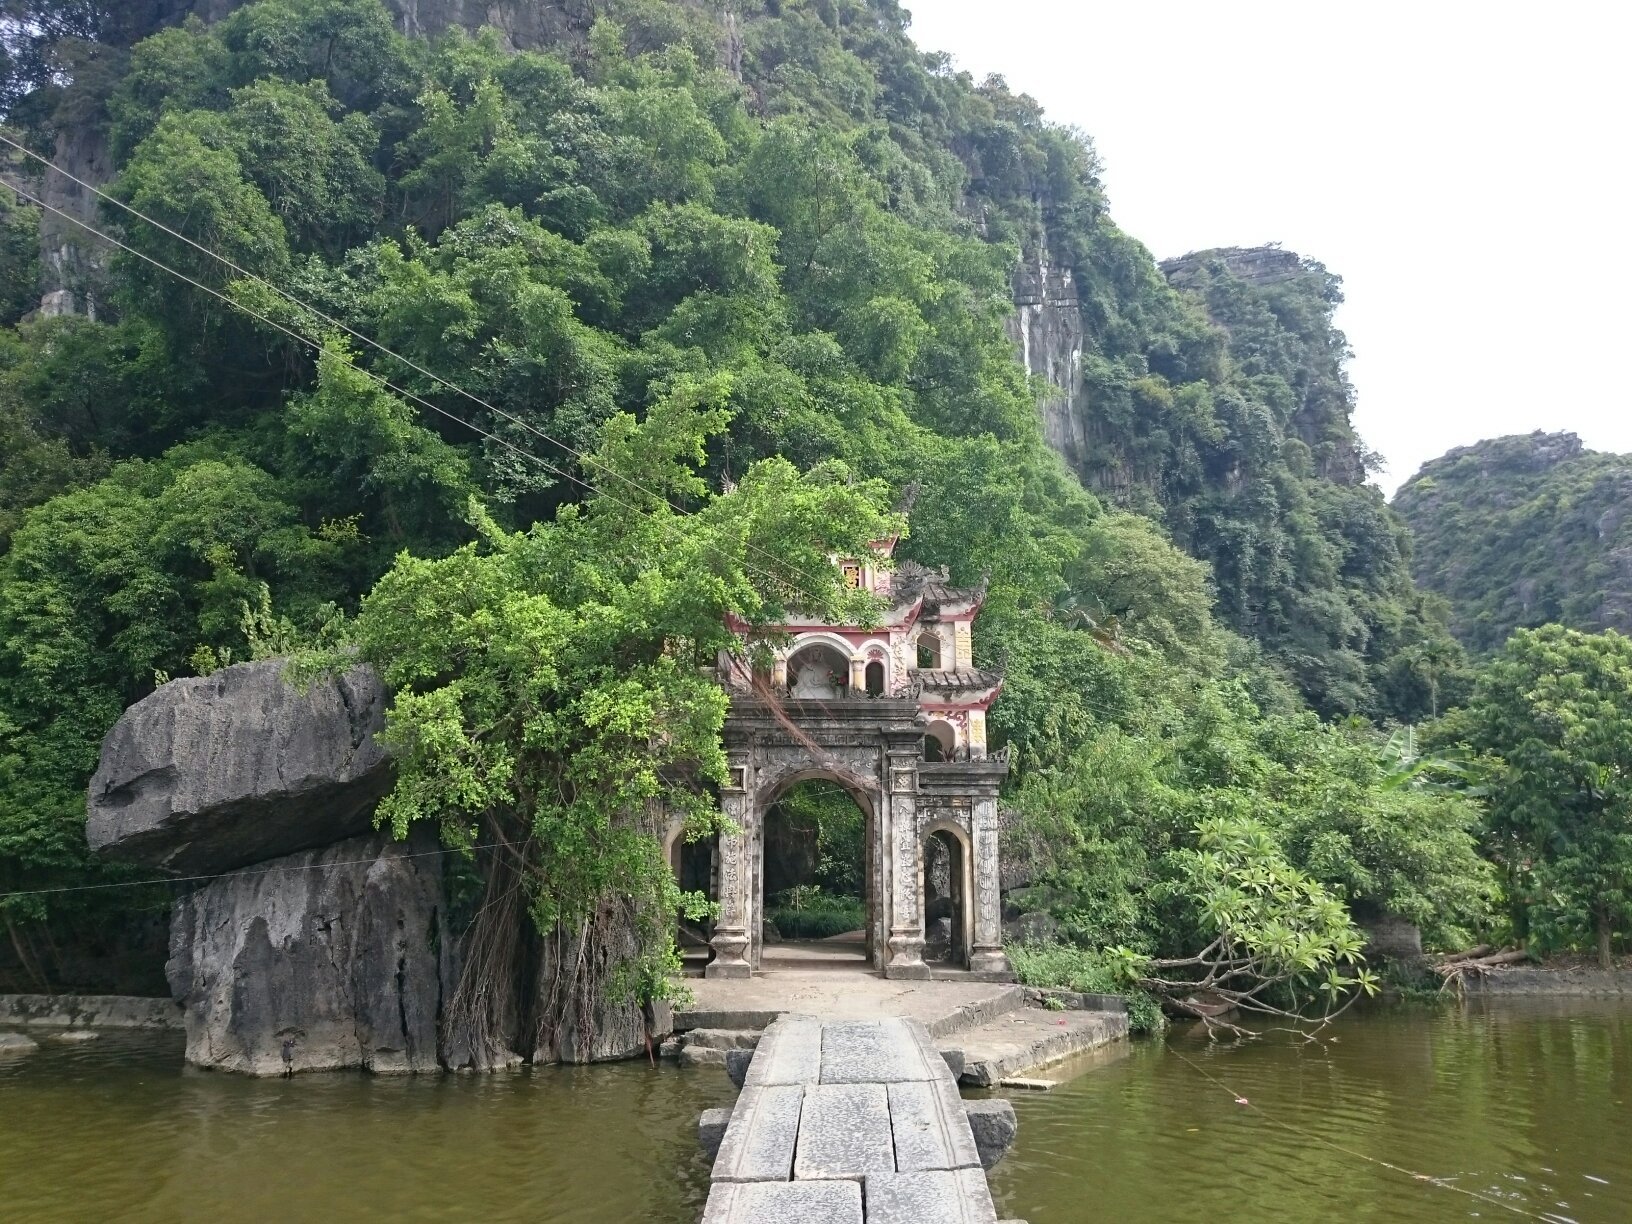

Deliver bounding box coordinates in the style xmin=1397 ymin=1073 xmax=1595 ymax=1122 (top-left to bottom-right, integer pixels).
xmin=1430 ymin=947 xmax=1532 ymax=995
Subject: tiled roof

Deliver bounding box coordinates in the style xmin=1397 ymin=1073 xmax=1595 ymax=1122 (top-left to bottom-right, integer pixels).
xmin=889 ymin=562 xmax=986 ymax=615
xmin=912 ymin=667 xmax=1003 ymax=691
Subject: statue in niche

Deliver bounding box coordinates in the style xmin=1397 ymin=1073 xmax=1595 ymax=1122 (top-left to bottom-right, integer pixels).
xmin=789 ymin=656 xmax=843 ymax=699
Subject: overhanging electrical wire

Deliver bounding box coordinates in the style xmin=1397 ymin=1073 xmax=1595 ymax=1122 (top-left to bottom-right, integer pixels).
xmin=1168 ymin=1046 xmax=1554 ymax=1221
xmin=0 ymin=132 xmax=833 ymax=601
xmin=0 ymin=173 xmax=823 ymax=609
xmin=0 ymin=840 xmax=505 ymax=902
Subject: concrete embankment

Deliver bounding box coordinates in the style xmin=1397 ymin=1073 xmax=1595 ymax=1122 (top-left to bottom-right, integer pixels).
xmin=0 ymin=994 xmax=182 ymax=1029
xmin=1461 ymin=966 xmax=1632 ymax=996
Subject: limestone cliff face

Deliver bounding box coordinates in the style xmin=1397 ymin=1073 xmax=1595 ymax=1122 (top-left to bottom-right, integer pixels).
xmin=37 ymin=125 xmax=113 ymax=318
xmin=386 ymin=0 xmax=596 ymax=47
xmin=166 ymin=832 xmax=450 ymax=1075
xmin=1004 ymin=246 xmax=1086 ymax=469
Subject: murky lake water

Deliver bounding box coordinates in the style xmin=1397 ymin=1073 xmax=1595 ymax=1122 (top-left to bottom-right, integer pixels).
xmin=988 ymin=998 xmax=1632 ymax=1223
xmin=2 ymin=999 xmax=1626 ymax=1222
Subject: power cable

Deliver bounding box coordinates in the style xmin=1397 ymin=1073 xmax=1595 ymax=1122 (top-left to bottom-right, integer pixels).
xmin=0 ymin=840 xmax=505 ymax=902
xmin=1168 ymin=1046 xmax=1554 ymax=1221
xmin=0 ymin=133 xmax=826 ymax=599
xmin=0 ymin=174 xmax=820 ymax=608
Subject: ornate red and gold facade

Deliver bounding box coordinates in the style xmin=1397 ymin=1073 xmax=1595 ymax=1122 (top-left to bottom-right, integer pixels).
xmin=688 ymin=550 xmax=1012 ymax=981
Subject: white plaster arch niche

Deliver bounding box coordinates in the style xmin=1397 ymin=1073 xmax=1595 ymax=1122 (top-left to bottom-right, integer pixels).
xmin=783 ymin=631 xmax=857 ymax=699
xmin=853 ymin=636 xmax=891 ymax=696
xmin=922 ymin=717 xmax=959 ymax=762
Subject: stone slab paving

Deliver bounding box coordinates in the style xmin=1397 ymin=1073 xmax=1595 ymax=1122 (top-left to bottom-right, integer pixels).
xmin=701 ymin=1016 xmax=1010 ymax=1224
xmin=742 ymin=1016 xmax=822 ymax=1088
xmin=678 ymin=952 xmax=1024 ymax=1038
xmin=886 ymin=1078 xmax=982 ymax=1172
xmin=820 ymin=1019 xmax=937 ymax=1085
xmin=793 ymin=1083 xmax=895 ymax=1180
xmin=713 ymin=1085 xmax=804 ymax=1183
xmin=701 ymin=1179 xmax=863 ymax=1224
xmin=864 ymin=1170 xmax=999 ymax=1224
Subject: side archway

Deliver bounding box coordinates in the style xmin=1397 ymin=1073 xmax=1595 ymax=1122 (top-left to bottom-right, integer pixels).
xmin=921 ymin=820 xmax=973 ymax=969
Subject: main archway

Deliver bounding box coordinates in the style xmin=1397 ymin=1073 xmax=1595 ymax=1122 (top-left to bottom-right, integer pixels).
xmin=758 ymin=776 xmax=876 ymax=972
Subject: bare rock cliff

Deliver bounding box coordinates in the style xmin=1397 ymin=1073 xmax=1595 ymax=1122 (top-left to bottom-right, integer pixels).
xmin=167 ymin=831 xmax=449 ymax=1075
xmin=1004 ymin=247 xmax=1086 ymax=468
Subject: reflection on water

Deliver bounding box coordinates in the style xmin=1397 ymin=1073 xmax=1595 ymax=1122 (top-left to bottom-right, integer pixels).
xmin=3 ymin=1000 xmax=1628 ymax=1223
xmin=0 ymin=1032 xmax=737 ymax=1223
xmin=987 ymin=998 xmax=1632 ymax=1223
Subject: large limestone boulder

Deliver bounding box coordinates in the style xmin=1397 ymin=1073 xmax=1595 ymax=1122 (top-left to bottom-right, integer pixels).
xmin=87 ymin=659 xmax=392 ymax=875
xmin=166 ymin=833 xmax=449 ymax=1075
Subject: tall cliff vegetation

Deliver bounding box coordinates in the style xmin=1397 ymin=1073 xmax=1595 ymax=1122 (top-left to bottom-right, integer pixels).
xmin=1394 ymin=432 xmax=1632 ymax=654
xmin=0 ymin=0 xmax=1494 ymax=1000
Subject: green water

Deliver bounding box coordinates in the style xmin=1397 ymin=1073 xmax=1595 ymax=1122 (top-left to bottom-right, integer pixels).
xmin=988 ymin=998 xmax=1631 ymax=1223
xmin=1 ymin=999 xmax=1626 ymax=1222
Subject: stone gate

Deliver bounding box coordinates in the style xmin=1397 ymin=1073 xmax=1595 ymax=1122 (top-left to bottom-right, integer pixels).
xmin=686 ymin=558 xmax=1012 ymax=981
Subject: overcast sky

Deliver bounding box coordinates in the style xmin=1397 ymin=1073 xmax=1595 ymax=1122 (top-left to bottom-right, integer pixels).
xmin=906 ymin=1 xmax=1632 ymax=496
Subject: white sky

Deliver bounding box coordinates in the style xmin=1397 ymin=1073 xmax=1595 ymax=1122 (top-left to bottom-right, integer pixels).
xmin=905 ymin=1 xmax=1632 ymax=496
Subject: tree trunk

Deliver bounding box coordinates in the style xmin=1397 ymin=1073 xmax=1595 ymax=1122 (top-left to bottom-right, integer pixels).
xmin=1597 ymin=908 xmax=1614 ymax=971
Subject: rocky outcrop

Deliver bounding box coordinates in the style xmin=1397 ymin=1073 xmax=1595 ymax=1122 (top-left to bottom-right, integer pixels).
xmin=1160 ymin=245 xmax=1305 ymax=289
xmin=1359 ymin=912 xmax=1424 ymax=962
xmin=532 ymin=907 xmax=674 ymax=1065
xmin=166 ymin=832 xmax=448 ymax=1075
xmin=87 ymin=659 xmax=391 ymax=875
xmin=36 ymin=128 xmax=113 ymax=318
xmin=0 ymin=1031 xmax=40 ymax=1056
xmin=1005 ymin=245 xmax=1086 ymax=467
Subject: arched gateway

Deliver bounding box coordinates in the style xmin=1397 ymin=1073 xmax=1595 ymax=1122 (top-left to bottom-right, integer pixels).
xmin=700 ymin=553 xmax=1012 ymax=980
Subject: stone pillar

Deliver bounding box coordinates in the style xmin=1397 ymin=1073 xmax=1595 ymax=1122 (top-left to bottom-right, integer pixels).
xmin=953 ymin=619 xmax=973 ymax=668
xmin=966 ymin=710 xmax=987 ymax=760
xmin=968 ymin=796 xmax=1009 ymax=975
xmin=884 ymin=755 xmax=930 ymax=979
xmin=707 ymin=760 xmax=754 ymax=979
xmin=849 ymin=655 xmax=866 ymax=693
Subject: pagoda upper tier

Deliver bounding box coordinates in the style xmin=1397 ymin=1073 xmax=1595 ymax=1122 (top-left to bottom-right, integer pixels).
xmin=721 ymin=553 xmax=1003 ymax=761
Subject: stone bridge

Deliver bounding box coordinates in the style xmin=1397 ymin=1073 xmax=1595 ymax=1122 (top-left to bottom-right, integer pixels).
xmin=696 ymin=1016 xmax=1023 ymax=1224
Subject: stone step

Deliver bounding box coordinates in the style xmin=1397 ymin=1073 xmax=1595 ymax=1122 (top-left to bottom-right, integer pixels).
xmin=674 ymin=1028 xmax=761 ymax=1068
xmin=673 ymin=984 xmax=1030 ymax=1041
xmin=943 ymin=1006 xmax=1129 ymax=1088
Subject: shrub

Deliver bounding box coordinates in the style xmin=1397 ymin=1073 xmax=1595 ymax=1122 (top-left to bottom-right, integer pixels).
xmin=1010 ymin=941 xmax=1167 ymax=1034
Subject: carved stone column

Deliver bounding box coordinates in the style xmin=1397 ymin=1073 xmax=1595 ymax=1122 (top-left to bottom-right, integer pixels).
xmin=706 ymin=761 xmax=753 ymax=979
xmin=968 ymin=795 xmax=1009 ymax=975
xmin=884 ymin=755 xmax=930 ymax=979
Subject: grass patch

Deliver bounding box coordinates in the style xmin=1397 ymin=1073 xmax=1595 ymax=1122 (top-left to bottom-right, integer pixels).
xmin=766 ymin=892 xmax=865 ymax=940
xmin=1010 ymin=941 xmax=1167 ymax=1035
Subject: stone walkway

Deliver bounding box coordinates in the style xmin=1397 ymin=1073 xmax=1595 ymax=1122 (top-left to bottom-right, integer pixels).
xmin=680 ymin=943 xmax=1025 ymax=1036
xmin=700 ymin=1016 xmax=1019 ymax=1224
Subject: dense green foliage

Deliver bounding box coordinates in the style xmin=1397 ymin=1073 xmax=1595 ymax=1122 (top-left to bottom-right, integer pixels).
xmin=1394 ymin=432 xmax=1632 ymax=654
xmin=330 ymin=382 xmax=894 ymax=1054
xmin=1442 ymin=626 xmax=1632 ymax=967
xmin=0 ymin=0 xmax=1498 ymax=1007
xmin=1070 ymin=248 xmax=1457 ymax=722
xmin=766 ymin=894 xmax=866 ymax=942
